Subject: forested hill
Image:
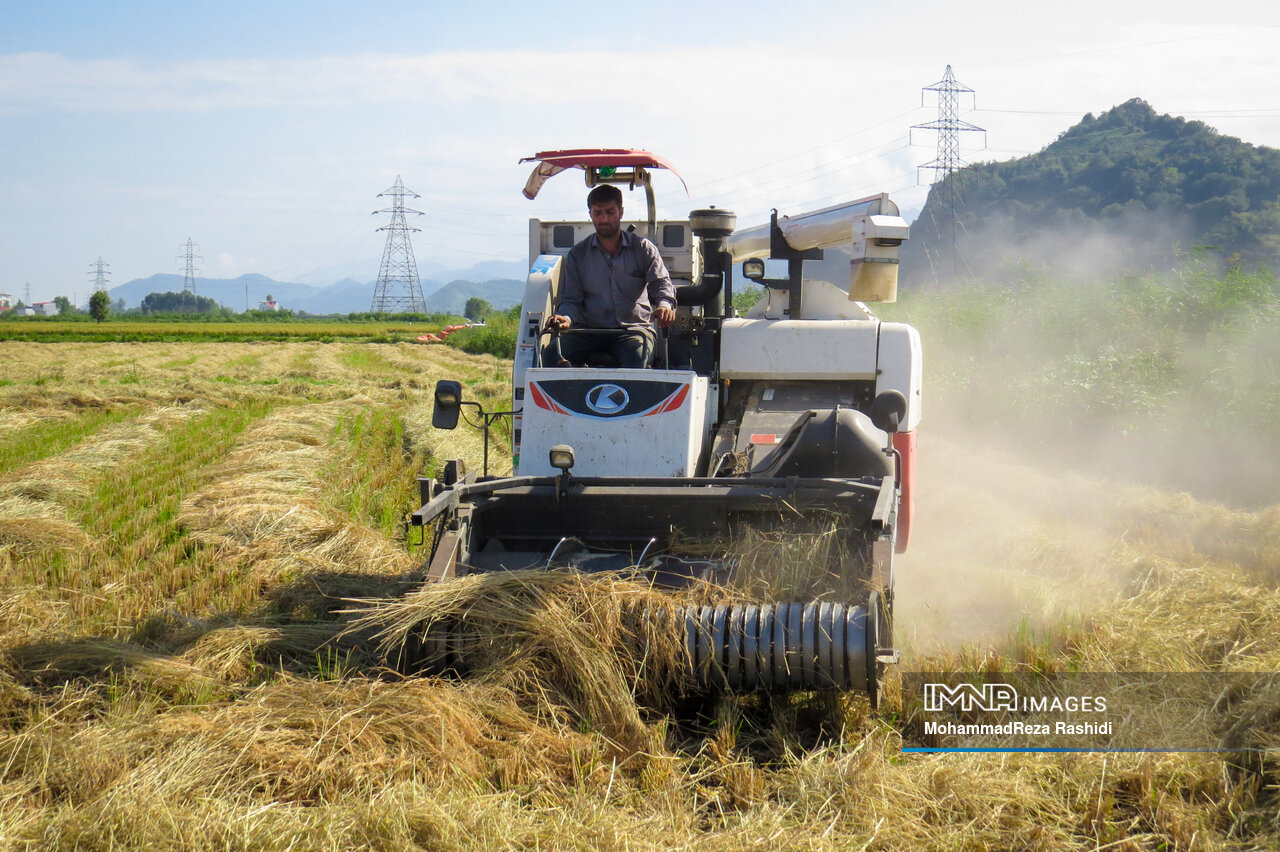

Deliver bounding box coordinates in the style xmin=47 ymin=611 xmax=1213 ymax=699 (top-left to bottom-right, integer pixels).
xmin=903 ymin=98 xmax=1280 ymax=284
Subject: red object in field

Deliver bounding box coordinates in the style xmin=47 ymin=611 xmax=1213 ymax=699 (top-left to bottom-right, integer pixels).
xmin=892 ymin=431 xmax=916 ymax=553
xmin=519 ymin=148 xmax=689 ymax=199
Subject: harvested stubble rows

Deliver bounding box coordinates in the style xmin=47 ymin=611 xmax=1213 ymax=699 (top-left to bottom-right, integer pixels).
xmin=1 ymin=341 xmax=1280 ymax=849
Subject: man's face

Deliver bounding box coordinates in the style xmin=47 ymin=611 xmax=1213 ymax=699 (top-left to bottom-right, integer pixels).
xmin=589 ymin=201 xmax=623 ymax=240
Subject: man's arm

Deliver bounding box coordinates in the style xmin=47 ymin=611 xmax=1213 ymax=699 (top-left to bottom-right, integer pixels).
xmin=642 ymin=240 xmax=677 ymax=328
xmin=551 ymin=247 xmax=585 ymax=329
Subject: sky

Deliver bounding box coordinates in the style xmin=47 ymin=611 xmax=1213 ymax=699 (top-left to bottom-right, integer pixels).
xmin=2 ymin=0 xmax=1279 ymax=305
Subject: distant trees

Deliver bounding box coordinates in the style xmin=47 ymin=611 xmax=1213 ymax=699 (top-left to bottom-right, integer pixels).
xmin=89 ymin=290 xmax=110 ymax=323
xmin=140 ymin=291 xmax=221 ymax=314
xmin=733 ymin=284 xmax=763 ymax=313
xmin=464 ymin=297 xmax=492 ymax=322
xmin=53 ymin=296 xmax=76 ymax=316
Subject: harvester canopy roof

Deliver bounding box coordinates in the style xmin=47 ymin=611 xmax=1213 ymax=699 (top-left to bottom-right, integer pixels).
xmin=519 ymin=149 xmax=689 ymax=200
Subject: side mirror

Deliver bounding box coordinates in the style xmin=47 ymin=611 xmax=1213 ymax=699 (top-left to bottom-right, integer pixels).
xmin=432 ymin=380 xmax=463 ymax=430
xmin=869 ymin=390 xmax=907 ymax=434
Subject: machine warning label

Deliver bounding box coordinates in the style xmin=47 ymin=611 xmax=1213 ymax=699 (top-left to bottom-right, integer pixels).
xmin=749 ymin=434 xmax=779 ymax=444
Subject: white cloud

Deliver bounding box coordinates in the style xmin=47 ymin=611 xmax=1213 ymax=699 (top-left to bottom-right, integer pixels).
xmin=5 ymin=2 xmax=1280 ymax=296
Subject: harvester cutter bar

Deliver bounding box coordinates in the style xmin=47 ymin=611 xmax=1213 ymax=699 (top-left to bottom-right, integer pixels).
xmin=404 ymin=474 xmax=896 ymax=701
xmin=412 ymin=474 xmax=890 ymax=529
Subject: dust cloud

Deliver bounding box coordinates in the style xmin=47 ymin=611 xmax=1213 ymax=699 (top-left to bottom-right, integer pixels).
xmin=904 ymin=206 xmax=1195 ymax=289
xmin=889 ymin=216 xmax=1280 ymax=652
xmin=893 ymin=410 xmax=1134 ymax=655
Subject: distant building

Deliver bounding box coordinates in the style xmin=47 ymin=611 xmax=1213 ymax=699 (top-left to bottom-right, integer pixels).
xmin=258 ymin=296 xmax=281 ymax=311
xmin=32 ymin=302 xmax=57 ymax=316
xmin=0 ymin=293 xmax=11 ymax=311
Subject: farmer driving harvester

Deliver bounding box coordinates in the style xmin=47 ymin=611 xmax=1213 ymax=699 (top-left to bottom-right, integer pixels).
xmin=544 ymin=184 xmax=676 ymax=368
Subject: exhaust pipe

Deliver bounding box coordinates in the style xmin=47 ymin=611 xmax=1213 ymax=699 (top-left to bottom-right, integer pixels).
xmin=677 ymin=208 xmax=737 ymax=316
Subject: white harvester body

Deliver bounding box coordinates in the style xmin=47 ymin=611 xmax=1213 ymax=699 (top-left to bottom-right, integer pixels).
xmin=417 ymin=149 xmax=923 ymax=700
xmin=517 ymin=367 xmax=712 ymax=478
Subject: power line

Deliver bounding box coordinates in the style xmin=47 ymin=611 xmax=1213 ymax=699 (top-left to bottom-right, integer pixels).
xmin=975 ymin=106 xmax=1280 ymax=119
xmin=695 ymin=143 xmax=914 ymax=212
xmin=663 ymin=107 xmax=926 ymax=201
xmin=964 ymin=26 xmax=1274 ymax=71
xmin=974 ymin=108 xmax=1084 ymax=116
xmin=262 ymin=209 xmax=375 ymax=281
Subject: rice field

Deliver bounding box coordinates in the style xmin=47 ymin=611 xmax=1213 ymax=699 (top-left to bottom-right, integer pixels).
xmin=1 ymin=339 xmax=1279 ymax=849
xmin=0 ymin=320 xmax=448 ymax=344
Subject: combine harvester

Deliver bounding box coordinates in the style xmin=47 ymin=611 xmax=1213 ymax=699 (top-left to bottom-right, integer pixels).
xmin=413 ymin=150 xmax=920 ymax=704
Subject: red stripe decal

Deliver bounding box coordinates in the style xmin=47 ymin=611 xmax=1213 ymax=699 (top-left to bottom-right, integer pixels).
xmin=659 ymin=383 xmax=690 ymax=413
xmin=529 ymin=382 xmax=567 ymax=414
xmin=644 ymin=383 xmax=690 ymax=416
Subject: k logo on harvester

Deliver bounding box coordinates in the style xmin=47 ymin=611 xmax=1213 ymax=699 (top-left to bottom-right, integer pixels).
xmin=585 ymin=383 xmax=629 ymax=415
xmin=530 ymin=379 xmax=684 ymax=419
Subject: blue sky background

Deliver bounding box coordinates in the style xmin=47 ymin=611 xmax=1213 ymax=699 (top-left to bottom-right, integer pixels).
xmin=3 ymin=0 xmax=1278 ymax=304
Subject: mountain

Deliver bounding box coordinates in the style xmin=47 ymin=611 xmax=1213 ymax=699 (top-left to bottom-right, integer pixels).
xmin=108 ymin=268 xmax=527 ymax=315
xmin=902 ymin=98 xmax=1280 ymax=283
xmin=288 ymin=277 xmax=373 ymax=314
xmin=294 ymin=256 xmax=452 ymax=287
xmin=109 ymin=274 xmax=327 ymax=313
xmin=288 ymin=276 xmax=450 ymax=314
xmin=424 ymin=279 xmax=525 ymax=315
xmin=441 ymin=259 xmax=528 ymax=282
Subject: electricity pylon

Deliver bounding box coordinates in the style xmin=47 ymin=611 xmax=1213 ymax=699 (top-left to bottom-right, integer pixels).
xmin=911 ymin=65 xmax=986 ymax=280
xmin=89 ymin=257 xmax=111 ymax=292
xmin=370 ymin=176 xmax=426 ymax=313
xmin=178 ymin=238 xmax=201 ymax=295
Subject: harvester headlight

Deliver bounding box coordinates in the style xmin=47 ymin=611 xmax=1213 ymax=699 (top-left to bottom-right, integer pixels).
xmin=742 ymin=257 xmax=766 ymax=283
xmin=549 ymin=444 xmax=575 ymax=471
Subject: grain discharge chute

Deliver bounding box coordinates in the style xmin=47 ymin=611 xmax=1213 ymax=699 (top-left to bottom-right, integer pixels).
xmin=412 ymin=149 xmax=921 ymax=703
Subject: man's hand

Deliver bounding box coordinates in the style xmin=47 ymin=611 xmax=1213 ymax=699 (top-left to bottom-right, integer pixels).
xmin=546 ymin=314 xmax=572 ymax=331
xmin=654 ymin=306 xmax=675 ymax=328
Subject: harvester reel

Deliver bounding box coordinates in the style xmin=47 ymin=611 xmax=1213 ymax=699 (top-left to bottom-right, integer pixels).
xmin=680 ymin=600 xmax=878 ymax=698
